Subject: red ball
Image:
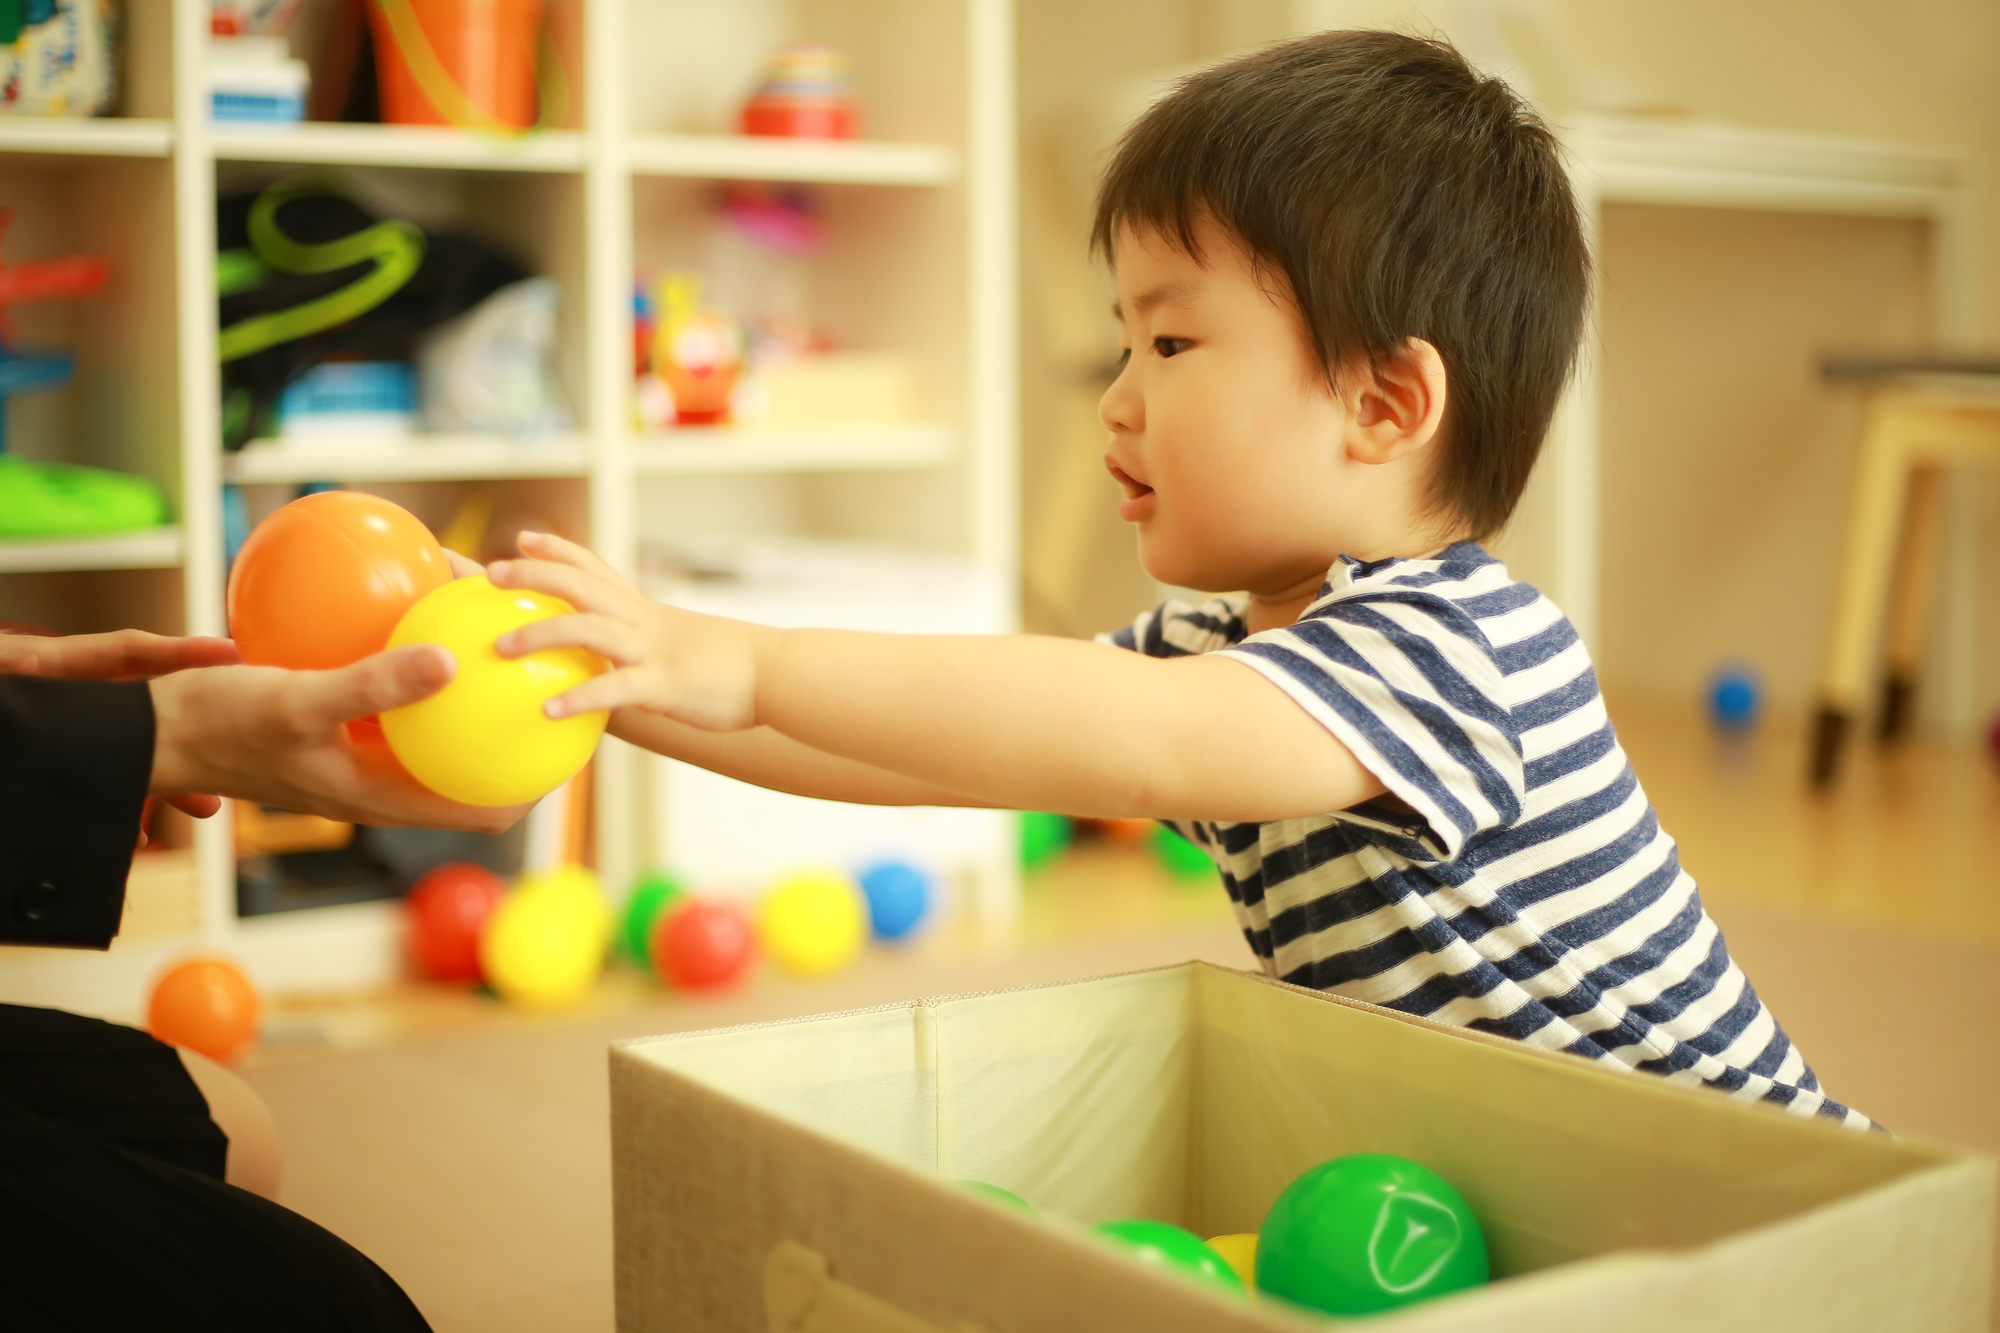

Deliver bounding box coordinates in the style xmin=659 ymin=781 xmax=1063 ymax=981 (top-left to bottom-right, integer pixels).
xmin=650 ymin=897 xmax=755 ymax=989
xmin=406 ymin=862 xmax=507 ymax=982
xmin=148 ymin=957 xmax=260 ymax=1065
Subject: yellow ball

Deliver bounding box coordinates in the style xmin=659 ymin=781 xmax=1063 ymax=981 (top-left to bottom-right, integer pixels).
xmin=381 ymin=576 xmax=609 ymax=807
xmin=479 ymin=869 xmax=610 ymax=1009
xmin=756 ymin=869 xmax=866 ymax=977
xmin=1206 ymin=1233 xmax=1259 ymax=1295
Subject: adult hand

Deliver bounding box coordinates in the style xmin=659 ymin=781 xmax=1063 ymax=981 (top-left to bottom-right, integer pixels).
xmin=148 ymin=645 xmax=529 ymax=833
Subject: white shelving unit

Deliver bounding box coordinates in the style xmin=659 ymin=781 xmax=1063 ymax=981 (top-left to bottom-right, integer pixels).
xmin=0 ymin=0 xmax=1018 ymax=1019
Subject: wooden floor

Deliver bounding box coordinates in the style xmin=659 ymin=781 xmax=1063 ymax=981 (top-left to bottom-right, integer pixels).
xmin=236 ymin=695 xmax=2000 ymax=1332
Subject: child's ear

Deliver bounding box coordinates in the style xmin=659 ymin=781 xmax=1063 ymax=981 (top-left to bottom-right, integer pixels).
xmin=1344 ymin=338 xmax=1447 ymax=465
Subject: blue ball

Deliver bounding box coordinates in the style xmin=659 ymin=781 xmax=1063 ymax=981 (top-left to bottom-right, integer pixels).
xmin=1708 ymin=668 xmax=1761 ymax=733
xmin=859 ymin=861 xmax=931 ymax=941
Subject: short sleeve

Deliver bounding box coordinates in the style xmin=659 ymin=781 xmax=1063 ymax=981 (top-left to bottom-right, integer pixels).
xmin=1220 ymin=590 xmax=1524 ymax=863
xmin=1095 ymin=595 xmax=1249 ymax=658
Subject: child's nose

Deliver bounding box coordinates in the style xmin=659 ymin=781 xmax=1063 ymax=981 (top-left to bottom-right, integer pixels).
xmin=1098 ymin=364 xmax=1142 ymax=435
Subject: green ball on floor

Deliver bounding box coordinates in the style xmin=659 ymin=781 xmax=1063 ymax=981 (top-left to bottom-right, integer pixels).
xmin=1094 ymin=1219 xmax=1244 ymax=1297
xmin=1020 ymin=812 xmax=1073 ymax=869
xmin=620 ymin=872 xmax=686 ymax=965
xmin=1150 ymin=824 xmax=1215 ymax=879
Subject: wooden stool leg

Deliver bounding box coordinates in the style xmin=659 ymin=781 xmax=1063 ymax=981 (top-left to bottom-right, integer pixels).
xmin=1876 ymin=465 xmax=1944 ymax=743
xmin=1812 ymin=393 xmax=1914 ymax=785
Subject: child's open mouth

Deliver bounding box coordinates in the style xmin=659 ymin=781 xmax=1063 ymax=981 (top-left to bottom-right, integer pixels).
xmin=1105 ymin=456 xmax=1156 ymax=520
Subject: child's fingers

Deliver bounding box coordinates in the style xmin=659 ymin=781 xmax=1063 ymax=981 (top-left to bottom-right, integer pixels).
xmin=515 ymin=529 xmax=625 ymax=585
xmin=496 ymin=613 xmax=646 ymax=667
xmin=488 ymin=556 xmax=625 ymax=616
xmin=541 ymin=668 xmax=655 ymax=720
xmin=444 ymin=549 xmax=486 ymax=580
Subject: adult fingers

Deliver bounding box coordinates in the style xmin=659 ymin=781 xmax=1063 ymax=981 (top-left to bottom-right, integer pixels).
xmin=494 ymin=612 xmax=641 ymax=666
xmin=166 ymin=793 xmax=223 ymax=819
xmin=294 ymin=644 xmax=457 ymax=731
xmin=12 ymin=630 xmax=241 ymax=680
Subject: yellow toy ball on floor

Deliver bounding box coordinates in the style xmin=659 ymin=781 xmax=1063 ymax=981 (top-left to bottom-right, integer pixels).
xmin=1207 ymin=1233 xmax=1259 ymax=1295
xmin=757 ymin=868 xmax=866 ymax=977
xmin=479 ymin=867 xmax=610 ymax=1010
xmin=380 ymin=576 xmax=609 ymax=807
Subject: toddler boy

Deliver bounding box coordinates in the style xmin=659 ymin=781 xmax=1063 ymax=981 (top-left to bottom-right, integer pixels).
xmin=492 ymin=31 xmax=1864 ymax=1126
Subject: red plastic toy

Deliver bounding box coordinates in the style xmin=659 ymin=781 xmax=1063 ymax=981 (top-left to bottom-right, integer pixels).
xmin=406 ymin=861 xmax=507 ymax=982
xmin=227 ymin=490 xmax=451 ymax=670
xmin=148 ymin=957 xmax=261 ymax=1065
xmin=649 ymin=897 xmax=755 ymax=989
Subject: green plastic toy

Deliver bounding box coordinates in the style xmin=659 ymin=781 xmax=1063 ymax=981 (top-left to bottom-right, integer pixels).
xmin=1256 ymin=1153 xmax=1488 ymax=1317
xmin=0 ymin=454 xmax=166 ymax=538
xmin=1094 ymin=1220 xmax=1244 ymax=1297
xmin=955 ymin=1180 xmax=1037 ymax=1216
xmin=620 ymin=871 xmax=687 ymax=966
xmin=1020 ymin=811 xmax=1073 ymax=870
xmin=1150 ymin=824 xmax=1215 ymax=879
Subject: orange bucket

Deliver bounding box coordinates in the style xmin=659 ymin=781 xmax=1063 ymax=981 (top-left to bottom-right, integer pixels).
xmin=368 ymin=0 xmax=543 ymax=130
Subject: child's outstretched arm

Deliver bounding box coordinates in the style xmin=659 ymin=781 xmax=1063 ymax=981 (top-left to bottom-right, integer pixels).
xmin=491 ymin=533 xmax=1386 ymax=821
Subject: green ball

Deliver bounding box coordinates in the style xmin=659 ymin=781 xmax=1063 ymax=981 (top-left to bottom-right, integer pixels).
xmin=620 ymin=872 xmax=686 ymax=965
xmin=1257 ymin=1153 xmax=1488 ymax=1317
xmin=955 ymin=1180 xmax=1037 ymax=1216
xmin=1019 ymin=812 xmax=1073 ymax=870
xmin=1150 ymin=824 xmax=1215 ymax=879
xmin=1094 ymin=1220 xmax=1245 ymax=1297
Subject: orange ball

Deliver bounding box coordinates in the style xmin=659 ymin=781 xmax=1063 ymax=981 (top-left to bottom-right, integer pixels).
xmin=227 ymin=491 xmax=451 ymax=670
xmin=147 ymin=957 xmax=261 ymax=1065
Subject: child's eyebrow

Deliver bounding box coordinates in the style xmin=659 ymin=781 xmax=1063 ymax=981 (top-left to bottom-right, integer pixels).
xmin=1110 ymin=279 xmax=1200 ymax=322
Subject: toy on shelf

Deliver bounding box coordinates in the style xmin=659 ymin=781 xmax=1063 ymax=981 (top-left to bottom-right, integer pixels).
xmin=207 ymin=29 xmax=310 ymax=125
xmin=0 ymin=0 xmax=117 ymax=118
xmin=478 ymin=863 xmax=609 ymax=1009
xmin=420 ymin=277 xmax=573 ymax=436
xmin=147 ymin=956 xmax=262 ymax=1065
xmin=1707 ymin=664 xmax=1762 ymax=735
xmin=1020 ymin=812 xmax=1072 ymax=870
xmin=739 ymin=41 xmax=858 ymax=140
xmin=406 ymin=860 xmax=506 ymax=982
xmin=274 ymin=361 xmax=419 ymax=438
xmin=643 ymin=272 xmax=744 ymax=427
xmin=620 ymin=870 xmax=686 ymax=965
xmin=1257 ymin=1153 xmax=1488 ymax=1317
xmin=368 ymin=0 xmax=545 ymax=131
xmin=857 ymin=860 xmax=930 ymax=942
xmin=1093 ymin=1221 xmax=1244 ymax=1298
xmin=649 ymin=896 xmax=755 ymax=989
xmin=756 ymin=868 xmax=866 ymax=977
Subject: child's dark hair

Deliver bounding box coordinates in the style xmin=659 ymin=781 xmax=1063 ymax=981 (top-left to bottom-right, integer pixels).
xmin=1092 ymin=31 xmax=1589 ymax=539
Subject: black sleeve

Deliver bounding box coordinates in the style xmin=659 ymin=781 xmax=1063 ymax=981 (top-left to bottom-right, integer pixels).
xmin=0 ymin=676 xmax=154 ymax=949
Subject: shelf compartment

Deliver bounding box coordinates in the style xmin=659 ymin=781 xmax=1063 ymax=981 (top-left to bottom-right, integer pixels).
xmin=209 ymin=123 xmax=586 ymax=173
xmin=0 ymin=526 xmax=183 ymax=572
xmin=627 ymin=134 xmax=954 ymax=187
xmin=224 ymin=433 xmax=589 ymax=484
xmin=0 ymin=118 xmax=172 ymax=159
xmin=632 ymin=423 xmax=953 ymax=474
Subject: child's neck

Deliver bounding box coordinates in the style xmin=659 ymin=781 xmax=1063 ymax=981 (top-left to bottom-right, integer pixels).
xmin=1243 ymin=535 xmax=1468 ymax=633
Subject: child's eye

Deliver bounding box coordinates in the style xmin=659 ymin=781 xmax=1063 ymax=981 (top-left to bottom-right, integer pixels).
xmin=1114 ymin=347 xmax=1131 ymax=375
xmin=1153 ymin=337 xmax=1190 ymax=358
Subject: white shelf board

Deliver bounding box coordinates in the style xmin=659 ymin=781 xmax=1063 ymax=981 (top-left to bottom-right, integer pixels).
xmin=0 ymin=117 xmax=172 ymax=159
xmin=632 ymin=423 xmax=954 ymax=474
xmin=0 ymin=526 xmax=183 ymax=572
xmin=225 ymin=434 xmax=589 ymax=484
xmin=628 ymin=133 xmax=955 ymax=187
xmin=209 ymin=123 xmax=586 ymax=173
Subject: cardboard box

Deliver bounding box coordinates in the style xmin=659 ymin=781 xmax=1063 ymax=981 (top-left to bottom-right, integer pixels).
xmin=611 ymin=962 xmax=1994 ymax=1332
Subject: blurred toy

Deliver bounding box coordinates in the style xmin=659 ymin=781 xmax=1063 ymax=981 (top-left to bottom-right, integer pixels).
xmin=1205 ymin=1234 xmax=1258 ymax=1293
xmin=858 ymin=860 xmax=930 ymax=942
xmin=620 ymin=870 xmax=686 ymax=964
xmin=478 ymin=864 xmax=609 ymax=1009
xmin=739 ymin=42 xmax=858 ymax=140
xmin=368 ymin=0 xmax=544 ymax=130
xmin=1257 ymin=1153 xmax=1488 ymax=1317
xmin=1097 ymin=817 xmax=1153 ymax=844
xmin=1093 ymin=1221 xmax=1244 ymax=1297
xmin=227 ymin=491 xmax=451 ymax=670
xmin=147 ymin=957 xmax=261 ymax=1065
xmin=1020 ymin=812 xmax=1072 ymax=870
xmin=208 ymin=32 xmax=310 ymax=124
xmin=1707 ymin=664 xmax=1762 ymax=734
xmin=211 ymin=1 xmax=305 ymax=37
xmin=275 ymin=361 xmax=417 ymax=436
xmin=0 ymin=0 xmax=117 ymax=118
xmin=406 ymin=861 xmax=506 ymax=982
xmin=380 ymin=575 xmax=610 ymax=807
xmin=1151 ymin=824 xmax=1214 ymax=879
xmin=420 ymin=276 xmax=572 ymax=435
xmin=648 ymin=272 xmax=743 ymax=425
xmin=756 ymin=868 xmax=866 ymax=977
xmin=957 ymin=1181 xmax=1036 ymax=1216
xmin=649 ymin=896 xmax=755 ymax=989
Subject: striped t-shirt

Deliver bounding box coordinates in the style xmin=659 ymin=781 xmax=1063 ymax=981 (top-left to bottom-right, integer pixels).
xmin=1105 ymin=541 xmax=1866 ymax=1128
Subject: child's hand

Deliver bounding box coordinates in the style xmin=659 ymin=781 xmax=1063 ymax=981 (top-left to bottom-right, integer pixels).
xmin=487 ymin=531 xmax=774 ymax=732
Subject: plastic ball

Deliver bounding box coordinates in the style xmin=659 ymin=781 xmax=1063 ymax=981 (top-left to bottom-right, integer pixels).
xmin=1257 ymin=1153 xmax=1488 ymax=1317
xmin=1151 ymin=823 xmax=1215 ymax=879
xmin=227 ymin=491 xmax=450 ymax=670
xmin=1020 ymin=812 xmax=1072 ymax=869
xmin=380 ymin=576 xmax=610 ymax=807
xmin=147 ymin=957 xmax=261 ymax=1065
xmin=650 ymin=897 xmax=755 ymax=989
xmin=478 ymin=868 xmax=610 ymax=1010
xmin=756 ymin=869 xmax=866 ymax=977
xmin=956 ymin=1180 xmax=1037 ymax=1216
xmin=858 ymin=860 xmax=931 ymax=941
xmin=1100 ymin=817 xmax=1154 ymax=843
xmin=405 ymin=861 xmax=506 ymax=982
xmin=1205 ymin=1234 xmax=1258 ymax=1293
xmin=1707 ymin=665 xmax=1762 ymax=734
xmin=621 ymin=871 xmax=686 ymax=964
xmin=1093 ymin=1220 xmax=1244 ymax=1297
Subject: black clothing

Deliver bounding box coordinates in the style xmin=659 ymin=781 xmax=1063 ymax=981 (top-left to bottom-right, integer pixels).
xmin=0 ymin=675 xmax=153 ymax=949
